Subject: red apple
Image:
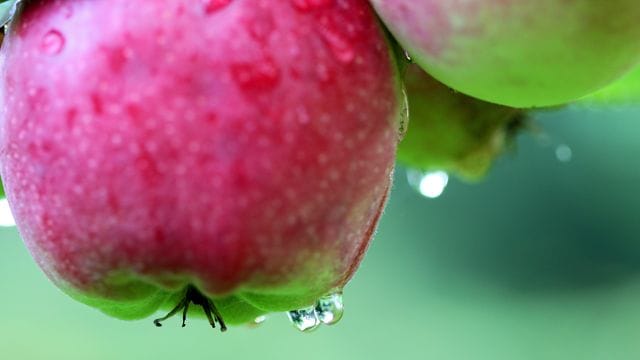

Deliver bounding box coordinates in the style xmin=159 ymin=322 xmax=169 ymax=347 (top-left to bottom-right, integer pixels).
xmin=0 ymin=0 xmax=402 ymax=329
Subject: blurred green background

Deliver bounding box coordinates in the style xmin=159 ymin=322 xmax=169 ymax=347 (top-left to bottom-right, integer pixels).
xmin=1 ymin=106 xmax=639 ymax=359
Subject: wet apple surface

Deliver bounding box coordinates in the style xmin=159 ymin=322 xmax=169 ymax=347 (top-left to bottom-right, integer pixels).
xmin=0 ymin=0 xmax=403 ymax=328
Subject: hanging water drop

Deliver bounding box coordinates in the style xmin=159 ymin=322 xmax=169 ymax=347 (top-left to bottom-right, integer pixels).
xmin=245 ymin=315 xmax=267 ymax=328
xmin=287 ymin=306 xmax=320 ymax=332
xmin=40 ymin=29 xmax=65 ymax=55
xmin=203 ymin=0 xmax=233 ymax=14
xmin=314 ymin=292 xmax=344 ymax=325
xmin=406 ymin=169 xmax=449 ymax=199
xmin=230 ymin=58 xmax=281 ymax=92
xmin=0 ymin=198 xmax=16 ymax=227
xmin=397 ymin=86 xmax=410 ymax=141
xmin=403 ymin=49 xmax=413 ymax=63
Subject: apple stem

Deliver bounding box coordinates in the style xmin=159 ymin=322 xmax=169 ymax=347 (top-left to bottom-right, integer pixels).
xmin=153 ymin=285 xmax=227 ymax=332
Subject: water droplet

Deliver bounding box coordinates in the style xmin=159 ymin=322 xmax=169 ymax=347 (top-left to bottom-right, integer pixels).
xmin=287 ymin=306 xmax=320 ymax=332
xmin=0 ymin=198 xmax=16 ymax=227
xmin=247 ymin=12 xmax=275 ymax=42
xmin=40 ymin=29 xmax=65 ymax=55
xmin=314 ymin=292 xmax=344 ymax=325
xmin=406 ymin=169 xmax=449 ymax=199
xmin=555 ymin=144 xmax=572 ymax=163
xmin=403 ymin=49 xmax=413 ymax=63
xmin=397 ymin=86 xmax=410 ymax=141
xmin=203 ymin=0 xmax=232 ymax=14
xmin=245 ymin=315 xmax=267 ymax=328
xmin=230 ymin=58 xmax=281 ymax=91
xmin=291 ymin=0 xmax=332 ymax=11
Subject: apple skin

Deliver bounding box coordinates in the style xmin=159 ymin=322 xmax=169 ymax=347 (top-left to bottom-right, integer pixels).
xmin=579 ymin=65 xmax=640 ymax=105
xmin=371 ymin=0 xmax=640 ymax=108
xmin=0 ymin=0 xmax=402 ymax=325
xmin=398 ymin=64 xmax=522 ymax=181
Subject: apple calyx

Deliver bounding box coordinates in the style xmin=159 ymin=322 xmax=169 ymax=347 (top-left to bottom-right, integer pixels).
xmin=153 ymin=285 xmax=227 ymax=332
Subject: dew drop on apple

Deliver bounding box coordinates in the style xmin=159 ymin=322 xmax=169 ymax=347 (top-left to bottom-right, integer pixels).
xmin=406 ymin=169 xmax=449 ymax=199
xmin=254 ymin=315 xmax=267 ymax=325
xmin=291 ymin=0 xmax=332 ymax=11
xmin=314 ymin=291 xmax=344 ymax=325
xmin=245 ymin=315 xmax=267 ymax=328
xmin=40 ymin=29 xmax=65 ymax=55
xmin=397 ymin=87 xmax=410 ymax=141
xmin=319 ymin=25 xmax=355 ymax=64
xmin=287 ymin=306 xmax=320 ymax=332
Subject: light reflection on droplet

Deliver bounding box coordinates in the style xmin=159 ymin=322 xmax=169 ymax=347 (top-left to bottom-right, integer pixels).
xmin=406 ymin=169 xmax=449 ymax=199
xmin=0 ymin=198 xmax=16 ymax=227
xmin=287 ymin=306 xmax=320 ymax=333
xmin=556 ymin=144 xmax=573 ymax=163
xmin=315 ymin=292 xmax=344 ymax=325
xmin=403 ymin=49 xmax=413 ymax=63
xmin=254 ymin=315 xmax=267 ymax=324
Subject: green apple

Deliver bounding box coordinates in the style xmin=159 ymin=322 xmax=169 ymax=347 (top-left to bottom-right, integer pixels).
xmin=371 ymin=0 xmax=640 ymax=107
xmin=579 ymin=65 xmax=640 ymax=104
xmin=398 ymin=64 xmax=523 ymax=181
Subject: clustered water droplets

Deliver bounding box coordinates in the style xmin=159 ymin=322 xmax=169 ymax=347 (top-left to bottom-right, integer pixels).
xmin=287 ymin=292 xmax=344 ymax=332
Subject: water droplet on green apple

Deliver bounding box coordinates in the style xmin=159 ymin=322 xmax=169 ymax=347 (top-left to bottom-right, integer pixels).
xmin=40 ymin=29 xmax=65 ymax=55
xmin=314 ymin=292 xmax=344 ymax=325
xmin=287 ymin=306 xmax=320 ymax=332
xmin=291 ymin=0 xmax=331 ymax=12
xmin=397 ymin=86 xmax=410 ymax=141
xmin=0 ymin=198 xmax=16 ymax=227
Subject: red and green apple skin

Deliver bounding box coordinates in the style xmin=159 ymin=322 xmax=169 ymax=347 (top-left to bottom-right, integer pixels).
xmin=398 ymin=64 xmax=521 ymax=181
xmin=0 ymin=0 xmax=402 ymax=325
xmin=371 ymin=0 xmax=640 ymax=108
